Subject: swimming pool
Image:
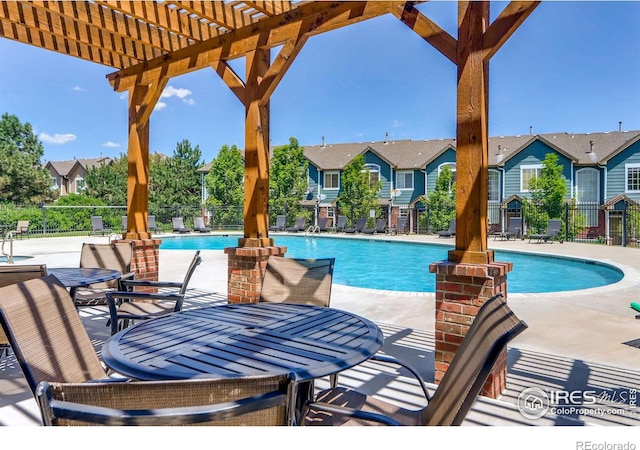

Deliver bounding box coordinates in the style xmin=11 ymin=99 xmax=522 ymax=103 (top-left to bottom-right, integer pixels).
xmin=160 ymin=235 xmax=624 ymax=293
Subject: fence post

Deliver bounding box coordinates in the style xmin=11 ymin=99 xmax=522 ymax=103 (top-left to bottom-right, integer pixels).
xmin=41 ymin=202 xmax=47 ymax=236
xmin=622 ymin=202 xmax=628 ymax=247
xmin=564 ymin=202 xmax=569 ymax=242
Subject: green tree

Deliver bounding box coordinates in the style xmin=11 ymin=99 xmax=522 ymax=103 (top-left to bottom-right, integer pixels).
xmin=151 ymin=140 xmax=203 ymax=209
xmin=205 ymin=144 xmax=244 ymax=227
xmin=336 ymin=154 xmax=381 ymax=227
xmin=84 ymin=154 xmax=127 ymax=205
xmin=269 ymin=137 xmax=309 ymax=225
xmin=523 ymin=153 xmax=567 ymax=232
xmin=0 ymin=113 xmax=53 ymax=204
xmin=426 ymin=164 xmax=456 ymax=232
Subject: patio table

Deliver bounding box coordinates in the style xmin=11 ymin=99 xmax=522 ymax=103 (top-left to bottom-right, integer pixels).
xmin=48 ymin=267 xmax=122 ymax=298
xmin=101 ymin=302 xmax=383 ymax=422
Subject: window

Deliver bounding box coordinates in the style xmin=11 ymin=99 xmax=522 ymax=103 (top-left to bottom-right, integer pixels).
xmin=396 ymin=171 xmax=413 ymax=190
xmin=521 ymin=164 xmax=542 ymax=192
xmin=324 ymin=171 xmax=339 ymax=190
xmin=75 ymin=177 xmax=85 ymax=192
xmin=488 ymin=170 xmax=499 ymax=224
xmin=51 ymin=176 xmax=58 ymax=190
xmin=626 ymin=164 xmax=640 ymax=193
xmin=363 ymin=164 xmax=380 ymax=189
xmin=576 ymin=168 xmax=600 ymax=227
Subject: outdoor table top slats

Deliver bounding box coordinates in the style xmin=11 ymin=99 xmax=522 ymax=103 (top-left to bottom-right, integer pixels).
xmin=102 ymin=303 xmax=383 ymax=382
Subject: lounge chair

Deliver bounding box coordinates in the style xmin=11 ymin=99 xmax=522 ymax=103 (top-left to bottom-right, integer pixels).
xmin=270 ymin=215 xmax=286 ymax=232
xmin=36 ymin=373 xmax=295 ymax=426
xmin=148 ymin=215 xmax=162 ymax=234
xmin=303 ymin=293 xmax=528 ymax=426
xmin=528 ymin=219 xmax=562 ymax=244
xmin=121 ymin=215 xmax=128 ymax=232
xmin=495 ymin=217 xmax=522 ymax=241
xmin=193 ymin=216 xmax=211 ymax=233
xmin=286 ymin=217 xmax=306 ymax=232
xmin=334 ymin=215 xmax=347 ymax=233
xmin=389 ymin=217 xmax=408 ymax=235
xmin=73 ymin=242 xmax=135 ymax=308
xmin=317 ymin=216 xmax=330 ymax=232
xmin=12 ymin=220 xmax=30 ymax=239
xmin=0 ymin=265 xmax=48 ymax=360
xmin=106 ymin=251 xmax=202 ymax=334
xmin=172 ymin=217 xmax=192 ymax=233
xmin=436 ymin=218 xmax=456 ymax=237
xmin=344 ymin=218 xmax=366 ymax=234
xmin=260 ymin=256 xmax=335 ymax=307
xmin=89 ymin=216 xmax=110 ymax=236
xmin=362 ymin=218 xmax=387 ymax=235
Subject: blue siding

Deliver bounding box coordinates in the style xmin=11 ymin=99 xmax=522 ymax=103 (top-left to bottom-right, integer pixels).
xmin=502 ymin=141 xmax=572 ymax=199
xmin=394 ymin=169 xmax=424 ymax=205
xmin=363 ymin=151 xmax=391 ymax=198
xmin=425 ymin=148 xmax=456 ymax=193
xmin=606 ymin=140 xmax=640 ymax=201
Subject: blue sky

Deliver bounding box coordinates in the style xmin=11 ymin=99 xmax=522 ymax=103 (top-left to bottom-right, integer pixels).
xmin=0 ymin=1 xmax=639 ymax=165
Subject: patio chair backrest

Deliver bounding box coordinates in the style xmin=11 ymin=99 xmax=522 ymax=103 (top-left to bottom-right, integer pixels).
xmin=36 ymin=373 xmax=294 ymax=426
xmin=293 ymin=217 xmax=305 ymax=230
xmin=0 ymin=265 xmax=49 ymax=354
xmin=121 ymin=215 xmax=127 ymax=231
xmin=173 ymin=217 xmax=186 ymax=229
xmin=335 ymin=215 xmax=347 ymax=231
xmin=317 ymin=216 xmax=329 ymax=231
xmin=16 ymin=220 xmax=29 ymax=232
xmin=148 ymin=215 xmax=157 ymax=230
xmin=547 ymin=219 xmax=562 ymax=236
xmin=178 ymin=250 xmax=203 ymax=295
xmin=422 ymin=293 xmax=527 ymax=425
xmin=275 ymin=215 xmax=286 ymax=228
xmin=260 ymin=257 xmax=335 ymax=307
xmin=354 ymin=217 xmax=367 ymax=231
xmin=80 ymin=242 xmax=133 ymax=289
xmin=396 ymin=217 xmax=407 ymax=232
xmin=507 ymin=217 xmax=522 ymax=233
xmin=374 ymin=218 xmax=386 ymax=232
xmin=0 ymin=275 xmax=108 ymax=394
xmin=194 ymin=217 xmax=209 ymax=230
xmin=91 ymin=216 xmax=105 ymax=231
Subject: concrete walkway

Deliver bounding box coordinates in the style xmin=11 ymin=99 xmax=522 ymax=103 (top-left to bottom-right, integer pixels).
xmin=1 ymin=232 xmax=639 ymax=427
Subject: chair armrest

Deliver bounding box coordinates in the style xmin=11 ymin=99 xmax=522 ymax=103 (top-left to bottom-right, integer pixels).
xmin=106 ymin=291 xmax=185 ymax=302
xmin=369 ymin=354 xmax=432 ymax=402
xmin=121 ymin=279 xmax=183 ymax=290
xmin=304 ymin=401 xmax=401 ymax=426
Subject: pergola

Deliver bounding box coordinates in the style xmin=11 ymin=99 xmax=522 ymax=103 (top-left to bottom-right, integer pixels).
xmin=1 ymin=0 xmax=542 ymax=398
xmin=1 ymin=0 xmax=539 ymax=263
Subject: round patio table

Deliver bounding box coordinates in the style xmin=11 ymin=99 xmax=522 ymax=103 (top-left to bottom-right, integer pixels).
xmin=48 ymin=267 xmax=122 ymax=298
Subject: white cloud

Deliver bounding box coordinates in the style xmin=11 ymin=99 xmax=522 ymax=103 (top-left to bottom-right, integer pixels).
xmin=39 ymin=133 xmax=77 ymax=144
xmin=154 ymin=102 xmax=167 ymax=111
xmin=72 ymin=86 xmax=86 ymax=92
xmin=183 ymin=98 xmax=195 ymax=106
xmin=161 ymin=85 xmax=192 ymax=99
xmin=392 ymin=120 xmax=401 ymax=128
xmin=102 ymin=141 xmax=120 ymax=148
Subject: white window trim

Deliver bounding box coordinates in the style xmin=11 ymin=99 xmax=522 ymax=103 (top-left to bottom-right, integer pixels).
xmin=488 ymin=169 xmax=499 ymax=202
xmin=625 ymin=163 xmax=640 ymax=193
xmin=75 ymin=176 xmax=85 ymax=192
xmin=324 ymin=171 xmax=340 ymax=190
xmin=396 ymin=170 xmax=414 ymax=190
xmin=520 ymin=164 xmax=543 ymax=192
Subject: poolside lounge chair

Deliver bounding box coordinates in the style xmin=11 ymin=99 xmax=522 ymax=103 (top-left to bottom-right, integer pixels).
xmin=106 ymin=251 xmax=202 ymax=335
xmin=303 ymin=293 xmax=528 ymax=426
xmin=260 ymin=256 xmax=335 ymax=307
xmin=0 ymin=265 xmax=48 ymax=360
xmin=528 ymin=219 xmax=562 ymax=244
xmin=317 ymin=216 xmax=330 ymax=232
xmin=148 ymin=215 xmax=162 ymax=234
xmin=36 ymin=373 xmax=295 ymax=426
xmin=334 ymin=215 xmax=347 ymax=233
xmin=389 ymin=217 xmax=408 ymax=235
xmin=89 ymin=216 xmax=110 ymax=236
xmin=286 ymin=217 xmax=306 ymax=232
xmin=495 ymin=217 xmax=522 ymax=241
xmin=270 ymin=215 xmax=286 ymax=232
xmin=362 ymin=218 xmax=387 ymax=235
xmin=172 ymin=217 xmax=192 ymax=233
xmin=193 ymin=216 xmax=211 ymax=233
xmin=121 ymin=216 xmax=128 ymax=232
xmin=13 ymin=220 xmax=30 ymax=239
xmin=344 ymin=218 xmax=366 ymax=234
xmin=436 ymin=218 xmax=456 ymax=237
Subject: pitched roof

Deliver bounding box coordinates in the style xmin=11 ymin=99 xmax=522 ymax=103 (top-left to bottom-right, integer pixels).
xmin=46 ymin=157 xmax=112 ymax=177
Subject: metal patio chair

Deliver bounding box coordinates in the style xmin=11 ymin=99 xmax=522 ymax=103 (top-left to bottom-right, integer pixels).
xmin=303 ymin=293 xmax=527 ymax=426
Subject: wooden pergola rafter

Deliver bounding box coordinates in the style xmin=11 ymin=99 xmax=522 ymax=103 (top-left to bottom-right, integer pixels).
xmin=1 ymin=0 xmax=540 ymax=262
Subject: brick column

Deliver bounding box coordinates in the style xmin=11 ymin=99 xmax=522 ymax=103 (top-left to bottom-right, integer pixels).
xmin=429 ymin=260 xmax=513 ymax=398
xmin=113 ymin=238 xmax=161 ymax=292
xmin=224 ymin=246 xmax=287 ymax=304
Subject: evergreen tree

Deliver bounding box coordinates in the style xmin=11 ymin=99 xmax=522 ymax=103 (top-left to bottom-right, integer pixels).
xmin=151 ymin=140 xmax=203 ymax=207
xmin=84 ymin=154 xmax=127 ymax=206
xmin=0 ymin=113 xmax=53 ymax=204
xmin=205 ymin=144 xmax=244 ymax=226
xmin=269 ymin=137 xmax=309 ymax=225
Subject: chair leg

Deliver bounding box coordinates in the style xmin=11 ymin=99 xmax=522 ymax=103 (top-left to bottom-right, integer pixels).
xmin=329 ymin=373 xmax=338 ymax=388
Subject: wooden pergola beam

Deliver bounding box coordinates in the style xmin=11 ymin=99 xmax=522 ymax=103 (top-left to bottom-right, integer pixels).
xmin=483 ymin=1 xmax=540 ymax=61
xmin=106 ymin=1 xmax=396 ymax=92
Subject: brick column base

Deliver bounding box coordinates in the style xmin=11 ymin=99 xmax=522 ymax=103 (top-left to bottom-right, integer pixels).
xmin=224 ymin=246 xmax=287 ymax=304
xmin=113 ymin=238 xmax=161 ymax=292
xmin=428 ymin=259 xmax=513 ymax=398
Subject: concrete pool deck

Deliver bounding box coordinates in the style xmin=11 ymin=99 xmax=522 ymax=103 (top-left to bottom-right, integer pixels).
xmin=6 ymin=231 xmax=640 ymax=371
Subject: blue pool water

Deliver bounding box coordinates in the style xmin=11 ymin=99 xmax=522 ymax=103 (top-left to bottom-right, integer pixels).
xmin=160 ymin=235 xmax=623 ymax=293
